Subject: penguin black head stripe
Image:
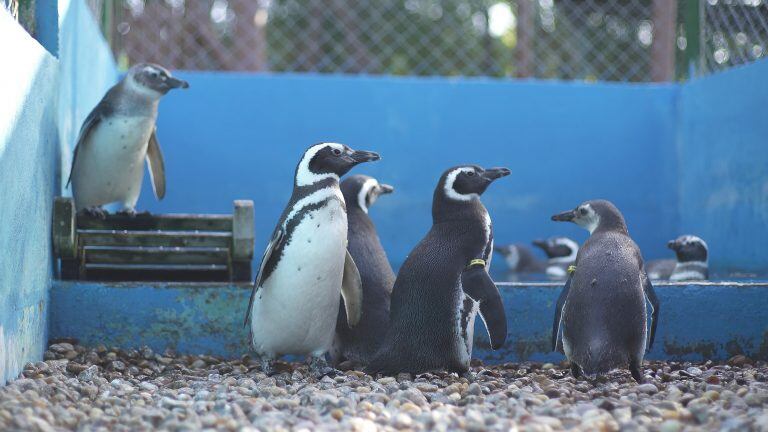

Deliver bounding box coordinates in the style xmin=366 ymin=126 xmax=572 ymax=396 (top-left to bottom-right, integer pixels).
xmin=532 ymin=236 xmax=579 ymax=261
xmin=128 ymin=63 xmax=189 ymax=97
xmin=295 ymin=143 xmax=381 ymax=187
xmin=340 ymin=174 xmax=394 ymax=214
xmin=551 ymin=199 xmax=627 ymax=235
xmin=439 ymin=165 xmax=511 ymax=202
xmin=668 ymin=235 xmax=708 ymax=263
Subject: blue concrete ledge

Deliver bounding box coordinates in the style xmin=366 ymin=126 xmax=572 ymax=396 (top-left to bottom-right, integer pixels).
xmin=50 ymin=280 xmax=768 ymax=363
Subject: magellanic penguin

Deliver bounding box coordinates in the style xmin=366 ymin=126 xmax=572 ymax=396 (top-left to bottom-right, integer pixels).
xmin=493 ymin=244 xmax=546 ymax=273
xmin=67 ymin=63 xmax=189 ymax=216
xmin=646 ymin=235 xmax=708 ymax=281
xmin=551 ymin=200 xmax=660 ymax=383
xmin=532 ymin=236 xmax=579 ymax=279
xmin=244 ymin=143 xmax=380 ymax=376
xmin=332 ymin=175 xmax=396 ymax=366
xmin=367 ymin=165 xmax=510 ymax=375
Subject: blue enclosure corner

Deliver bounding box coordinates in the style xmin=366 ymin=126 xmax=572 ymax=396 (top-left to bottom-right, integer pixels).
xmin=1 ymin=0 xmax=768 ymax=385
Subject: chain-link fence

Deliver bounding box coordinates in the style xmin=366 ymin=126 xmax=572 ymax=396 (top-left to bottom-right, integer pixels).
xmin=85 ymin=0 xmax=767 ymax=82
xmin=702 ymin=0 xmax=768 ymax=74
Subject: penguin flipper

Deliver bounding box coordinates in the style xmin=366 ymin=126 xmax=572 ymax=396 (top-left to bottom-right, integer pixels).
xmin=66 ymin=110 xmax=105 ymax=188
xmin=552 ymin=276 xmax=571 ymax=352
xmin=643 ymin=273 xmax=660 ymax=352
xmin=146 ymin=128 xmax=166 ymax=200
xmin=244 ymin=227 xmax=284 ymax=327
xmin=461 ymin=266 xmax=507 ymax=350
xmin=341 ymin=249 xmax=363 ymax=327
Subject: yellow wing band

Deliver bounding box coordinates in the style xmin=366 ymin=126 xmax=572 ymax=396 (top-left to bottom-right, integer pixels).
xmin=468 ymin=259 xmax=486 ymax=268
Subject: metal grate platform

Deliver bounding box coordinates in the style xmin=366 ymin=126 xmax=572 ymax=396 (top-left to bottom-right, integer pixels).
xmin=52 ymin=198 xmax=254 ymax=282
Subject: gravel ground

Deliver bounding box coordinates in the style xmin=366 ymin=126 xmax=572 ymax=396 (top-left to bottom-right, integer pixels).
xmin=1 ymin=343 xmax=767 ymax=431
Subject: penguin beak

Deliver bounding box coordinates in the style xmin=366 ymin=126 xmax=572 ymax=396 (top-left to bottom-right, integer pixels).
xmin=532 ymin=239 xmax=548 ymax=249
xmin=349 ymin=150 xmax=381 ymax=164
xmin=667 ymin=240 xmax=679 ymax=250
xmin=378 ymin=184 xmax=394 ymax=194
xmin=482 ymin=167 xmax=511 ymax=182
xmin=552 ymin=210 xmax=576 ymax=222
xmin=167 ymin=76 xmax=189 ymax=89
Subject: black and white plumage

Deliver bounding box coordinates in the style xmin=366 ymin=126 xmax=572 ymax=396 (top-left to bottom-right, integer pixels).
xmin=68 ymin=63 xmax=189 ymax=215
xmin=332 ymin=175 xmax=395 ymax=366
xmin=367 ymin=165 xmax=509 ymax=375
xmin=244 ymin=143 xmax=380 ymax=375
xmin=646 ymin=235 xmax=708 ymax=281
xmin=551 ymin=200 xmax=660 ymax=383
xmin=532 ymin=236 xmax=579 ymax=279
xmin=493 ymin=244 xmax=546 ymax=273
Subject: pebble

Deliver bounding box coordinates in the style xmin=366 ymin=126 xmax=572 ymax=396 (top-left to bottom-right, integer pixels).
xmin=0 ymin=343 xmax=765 ymax=430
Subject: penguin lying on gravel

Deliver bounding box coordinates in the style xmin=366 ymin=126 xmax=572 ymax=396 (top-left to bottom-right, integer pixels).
xmin=646 ymin=235 xmax=708 ymax=281
xmin=367 ymin=165 xmax=510 ymax=375
xmin=532 ymin=236 xmax=579 ymax=279
xmin=244 ymin=143 xmax=380 ymax=376
xmin=551 ymin=200 xmax=660 ymax=383
xmin=68 ymin=63 xmax=189 ymax=217
xmin=333 ymin=175 xmax=396 ymax=367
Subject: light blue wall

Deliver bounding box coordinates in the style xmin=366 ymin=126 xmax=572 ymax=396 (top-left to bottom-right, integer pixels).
xmin=678 ymin=60 xmax=768 ymax=273
xmin=0 ymin=10 xmax=59 ymax=385
xmin=0 ymin=0 xmax=116 ymax=385
xmin=138 ymin=73 xmax=680 ymax=270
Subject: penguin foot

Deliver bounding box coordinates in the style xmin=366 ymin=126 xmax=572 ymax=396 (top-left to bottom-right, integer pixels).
xmin=117 ymin=208 xmax=137 ymax=217
xmin=629 ymin=361 xmax=645 ymax=383
xmin=570 ymin=363 xmax=583 ymax=379
xmin=82 ymin=206 xmax=107 ymax=219
xmin=309 ymin=356 xmax=340 ymax=378
xmin=258 ymin=356 xmax=275 ymax=376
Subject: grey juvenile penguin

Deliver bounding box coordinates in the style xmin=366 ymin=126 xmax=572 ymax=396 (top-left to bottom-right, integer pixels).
xmin=551 ymin=200 xmax=660 ymax=383
xmin=244 ymin=143 xmax=380 ymax=376
xmin=532 ymin=236 xmax=579 ymax=279
xmin=332 ymin=175 xmax=396 ymax=366
xmin=646 ymin=235 xmax=708 ymax=281
xmin=67 ymin=63 xmax=189 ymax=216
xmin=367 ymin=165 xmax=510 ymax=375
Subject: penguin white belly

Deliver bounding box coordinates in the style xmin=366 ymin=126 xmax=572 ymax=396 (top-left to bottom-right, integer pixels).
xmin=455 ymin=285 xmax=480 ymax=367
xmin=250 ymin=201 xmax=347 ymax=357
xmin=72 ymin=116 xmax=154 ymax=210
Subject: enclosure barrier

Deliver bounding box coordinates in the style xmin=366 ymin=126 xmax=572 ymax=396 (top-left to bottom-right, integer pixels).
xmin=52 ymin=197 xmax=255 ymax=282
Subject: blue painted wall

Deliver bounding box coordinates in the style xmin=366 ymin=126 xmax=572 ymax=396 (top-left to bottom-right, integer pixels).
xmin=0 ymin=9 xmax=59 ymax=385
xmin=50 ymin=281 xmax=768 ymax=363
xmin=0 ymin=0 xmax=116 ymax=384
xmin=138 ymin=74 xmax=680 ymax=269
xmin=678 ymin=60 xmax=768 ymax=273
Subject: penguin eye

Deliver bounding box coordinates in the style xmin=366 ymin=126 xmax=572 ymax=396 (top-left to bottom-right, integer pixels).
xmin=331 ymin=148 xmax=342 ymax=156
xmin=579 ymin=208 xmax=587 ymax=216
xmin=466 ymin=171 xmax=476 ymax=177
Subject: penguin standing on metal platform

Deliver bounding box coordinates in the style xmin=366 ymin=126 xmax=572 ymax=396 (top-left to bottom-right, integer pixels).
xmin=244 ymin=143 xmax=380 ymax=376
xmin=551 ymin=200 xmax=660 ymax=383
xmin=332 ymin=175 xmax=395 ymax=366
xmin=367 ymin=165 xmax=510 ymax=375
xmin=68 ymin=63 xmax=189 ymax=216
xmin=532 ymin=236 xmax=579 ymax=279
xmin=646 ymin=235 xmax=708 ymax=281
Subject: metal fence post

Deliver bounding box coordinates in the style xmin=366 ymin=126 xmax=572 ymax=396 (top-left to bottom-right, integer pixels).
xmin=684 ymin=0 xmax=702 ymax=78
xmin=650 ymin=0 xmax=677 ymax=82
